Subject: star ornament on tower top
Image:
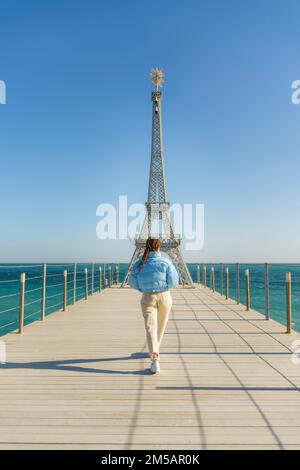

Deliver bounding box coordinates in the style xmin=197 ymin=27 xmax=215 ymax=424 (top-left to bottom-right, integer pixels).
xmin=150 ymin=68 xmax=164 ymax=90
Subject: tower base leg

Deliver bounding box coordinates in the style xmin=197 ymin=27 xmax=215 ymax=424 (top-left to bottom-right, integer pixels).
xmin=121 ymin=248 xmax=143 ymax=287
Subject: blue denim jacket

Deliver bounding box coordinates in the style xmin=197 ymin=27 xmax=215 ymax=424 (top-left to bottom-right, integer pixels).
xmin=129 ymin=251 xmax=179 ymax=293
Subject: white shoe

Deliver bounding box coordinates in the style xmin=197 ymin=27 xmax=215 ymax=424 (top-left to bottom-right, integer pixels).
xmin=150 ymin=360 xmax=160 ymax=375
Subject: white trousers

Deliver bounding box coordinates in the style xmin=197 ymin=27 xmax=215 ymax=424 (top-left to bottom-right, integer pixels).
xmin=140 ymin=290 xmax=172 ymax=358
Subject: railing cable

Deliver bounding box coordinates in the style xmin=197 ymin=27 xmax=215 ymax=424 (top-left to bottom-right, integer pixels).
xmin=0 ymin=305 xmax=18 ymax=315
xmin=0 ymin=292 xmax=18 ymax=300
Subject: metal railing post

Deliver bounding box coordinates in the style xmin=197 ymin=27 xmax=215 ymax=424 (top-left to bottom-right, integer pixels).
xmin=41 ymin=263 xmax=46 ymax=321
xmin=63 ymin=270 xmax=67 ymax=311
xmin=220 ymin=263 xmax=223 ymax=295
xmin=265 ymin=263 xmax=270 ymax=320
xmin=236 ymin=263 xmax=240 ymax=304
xmin=73 ymin=263 xmax=77 ymax=304
xmin=211 ymin=266 xmax=215 ymax=292
xmin=85 ymin=268 xmax=88 ymax=300
xmin=19 ymin=273 xmax=25 ymax=334
xmin=225 ymin=267 xmax=229 ymax=300
xmin=197 ymin=264 xmax=200 ymax=286
xmin=245 ymin=269 xmax=250 ymax=311
xmin=99 ymin=266 xmax=102 ymax=292
xmin=203 ymin=265 xmax=206 ymax=288
xmin=91 ymin=263 xmax=94 ymax=295
xmin=103 ymin=264 xmax=106 ymax=288
xmin=116 ymin=264 xmax=119 ymax=286
xmin=286 ymin=272 xmax=292 ymax=334
xmin=109 ymin=266 xmax=112 ymax=288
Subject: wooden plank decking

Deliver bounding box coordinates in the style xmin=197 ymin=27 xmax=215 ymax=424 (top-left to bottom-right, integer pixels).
xmin=1 ymin=286 xmax=300 ymax=450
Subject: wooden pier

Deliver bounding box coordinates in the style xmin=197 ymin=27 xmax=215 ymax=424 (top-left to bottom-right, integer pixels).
xmin=1 ymin=286 xmax=300 ymax=450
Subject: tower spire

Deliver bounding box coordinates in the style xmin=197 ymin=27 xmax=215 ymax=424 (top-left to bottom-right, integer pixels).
xmin=122 ymin=70 xmax=194 ymax=287
xmin=150 ymin=68 xmax=164 ymax=91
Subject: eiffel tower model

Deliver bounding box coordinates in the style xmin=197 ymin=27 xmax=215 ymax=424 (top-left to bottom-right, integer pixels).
xmin=122 ymin=68 xmax=194 ymax=287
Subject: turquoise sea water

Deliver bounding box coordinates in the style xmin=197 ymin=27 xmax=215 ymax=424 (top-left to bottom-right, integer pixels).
xmin=0 ymin=263 xmax=299 ymax=337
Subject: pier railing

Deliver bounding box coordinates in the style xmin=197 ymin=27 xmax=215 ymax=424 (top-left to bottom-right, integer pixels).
xmin=192 ymin=263 xmax=299 ymax=334
xmin=1 ymin=262 xmax=299 ymax=336
xmin=0 ymin=263 xmax=121 ymax=336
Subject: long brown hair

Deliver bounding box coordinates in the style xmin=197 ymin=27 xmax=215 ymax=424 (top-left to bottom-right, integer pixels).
xmin=138 ymin=237 xmax=161 ymax=271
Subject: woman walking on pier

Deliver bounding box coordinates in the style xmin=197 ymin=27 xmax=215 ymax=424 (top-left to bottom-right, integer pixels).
xmin=129 ymin=237 xmax=179 ymax=374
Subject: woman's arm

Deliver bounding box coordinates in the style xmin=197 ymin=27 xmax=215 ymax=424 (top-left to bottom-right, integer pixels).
xmin=166 ymin=263 xmax=179 ymax=289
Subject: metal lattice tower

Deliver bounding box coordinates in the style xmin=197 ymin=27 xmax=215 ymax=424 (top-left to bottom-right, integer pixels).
xmin=122 ymin=68 xmax=194 ymax=287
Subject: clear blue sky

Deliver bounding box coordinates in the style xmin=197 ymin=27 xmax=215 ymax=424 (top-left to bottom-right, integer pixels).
xmin=0 ymin=0 xmax=299 ymax=263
